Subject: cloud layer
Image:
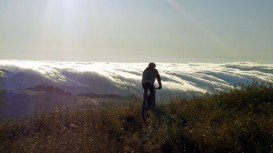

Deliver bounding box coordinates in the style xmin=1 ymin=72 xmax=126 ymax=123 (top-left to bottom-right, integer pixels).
xmin=0 ymin=60 xmax=272 ymax=99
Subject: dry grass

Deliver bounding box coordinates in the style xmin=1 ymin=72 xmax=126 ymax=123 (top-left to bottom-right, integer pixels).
xmin=1 ymin=82 xmax=273 ymax=153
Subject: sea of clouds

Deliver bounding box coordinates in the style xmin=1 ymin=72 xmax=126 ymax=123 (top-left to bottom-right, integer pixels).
xmin=0 ymin=60 xmax=273 ymax=99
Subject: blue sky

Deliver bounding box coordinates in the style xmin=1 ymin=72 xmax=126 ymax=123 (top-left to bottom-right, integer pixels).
xmin=0 ymin=0 xmax=273 ymax=63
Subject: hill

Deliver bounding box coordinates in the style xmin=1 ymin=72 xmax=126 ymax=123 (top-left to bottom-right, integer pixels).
xmin=0 ymin=83 xmax=273 ymax=152
xmin=0 ymin=85 xmax=127 ymax=118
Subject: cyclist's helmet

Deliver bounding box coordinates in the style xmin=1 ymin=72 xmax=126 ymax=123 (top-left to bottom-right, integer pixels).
xmin=148 ymin=62 xmax=156 ymax=68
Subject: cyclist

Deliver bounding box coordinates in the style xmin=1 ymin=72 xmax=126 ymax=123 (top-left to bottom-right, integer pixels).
xmin=142 ymin=63 xmax=162 ymax=113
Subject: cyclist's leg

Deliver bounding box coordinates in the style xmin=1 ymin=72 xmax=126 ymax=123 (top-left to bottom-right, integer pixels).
xmin=143 ymin=89 xmax=148 ymax=107
xmin=148 ymin=83 xmax=156 ymax=111
xmin=151 ymin=88 xmax=156 ymax=111
xmin=142 ymin=91 xmax=148 ymax=120
xmin=142 ymin=83 xmax=149 ymax=120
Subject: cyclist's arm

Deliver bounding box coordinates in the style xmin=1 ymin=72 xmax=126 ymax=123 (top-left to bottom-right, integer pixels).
xmin=156 ymin=72 xmax=162 ymax=89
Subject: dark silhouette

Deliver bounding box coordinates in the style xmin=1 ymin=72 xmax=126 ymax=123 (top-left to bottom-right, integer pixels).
xmin=142 ymin=63 xmax=162 ymax=119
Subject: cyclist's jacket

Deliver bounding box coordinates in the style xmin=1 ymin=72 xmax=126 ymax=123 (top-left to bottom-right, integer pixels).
xmin=142 ymin=67 xmax=161 ymax=84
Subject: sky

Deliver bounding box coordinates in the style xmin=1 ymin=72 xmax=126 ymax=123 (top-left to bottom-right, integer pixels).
xmin=0 ymin=0 xmax=273 ymax=63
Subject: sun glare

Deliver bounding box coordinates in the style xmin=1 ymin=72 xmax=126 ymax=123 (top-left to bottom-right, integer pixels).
xmin=42 ymin=0 xmax=82 ymax=59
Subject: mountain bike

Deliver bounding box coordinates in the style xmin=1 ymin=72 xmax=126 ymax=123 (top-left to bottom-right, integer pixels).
xmin=142 ymin=87 xmax=160 ymax=121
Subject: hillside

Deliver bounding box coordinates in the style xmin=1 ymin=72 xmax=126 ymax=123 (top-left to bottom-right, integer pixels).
xmin=1 ymin=83 xmax=273 ymax=153
xmin=0 ymin=85 xmax=126 ymax=118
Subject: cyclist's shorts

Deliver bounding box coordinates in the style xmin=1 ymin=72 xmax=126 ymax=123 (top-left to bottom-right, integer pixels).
xmin=142 ymin=82 xmax=155 ymax=95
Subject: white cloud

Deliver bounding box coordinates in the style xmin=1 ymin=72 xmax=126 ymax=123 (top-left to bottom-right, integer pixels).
xmin=0 ymin=60 xmax=272 ymax=98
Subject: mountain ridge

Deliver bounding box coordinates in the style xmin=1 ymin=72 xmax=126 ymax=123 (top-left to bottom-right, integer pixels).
xmin=0 ymin=85 xmax=126 ymax=118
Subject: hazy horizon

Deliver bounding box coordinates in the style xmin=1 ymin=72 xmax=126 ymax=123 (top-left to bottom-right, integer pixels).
xmin=0 ymin=58 xmax=272 ymax=64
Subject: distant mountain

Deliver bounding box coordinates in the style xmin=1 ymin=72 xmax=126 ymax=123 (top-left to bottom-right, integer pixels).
xmin=78 ymin=92 xmax=123 ymax=99
xmin=0 ymin=86 xmax=71 ymax=117
xmin=0 ymin=85 xmax=125 ymax=118
xmin=26 ymin=85 xmax=71 ymax=96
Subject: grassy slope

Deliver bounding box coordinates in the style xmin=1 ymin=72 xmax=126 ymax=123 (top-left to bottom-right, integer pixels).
xmin=1 ymin=83 xmax=273 ymax=153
